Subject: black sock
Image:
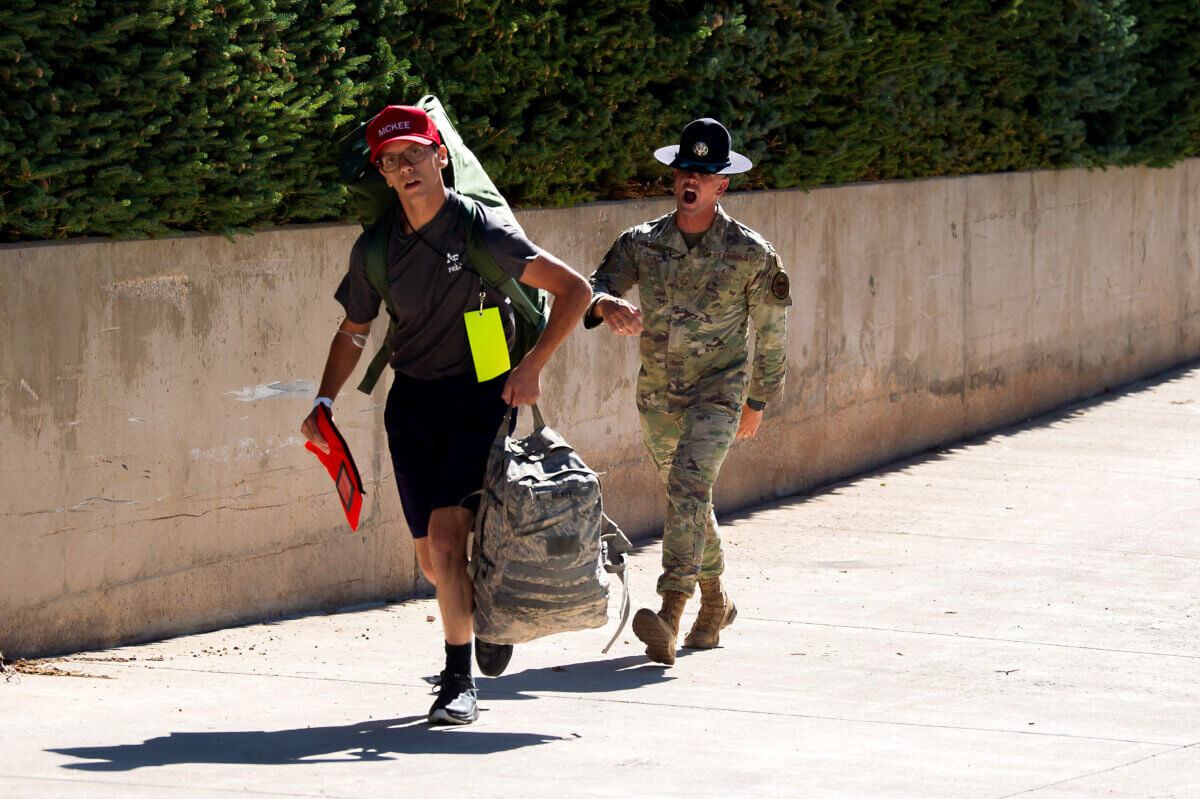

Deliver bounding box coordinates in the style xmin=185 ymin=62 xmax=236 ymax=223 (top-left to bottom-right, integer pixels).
xmin=445 ymin=641 xmax=472 ymax=676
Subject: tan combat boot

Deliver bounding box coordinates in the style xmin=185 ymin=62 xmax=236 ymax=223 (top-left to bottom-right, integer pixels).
xmin=682 ymin=577 xmax=737 ymax=649
xmin=631 ymin=590 xmax=688 ymax=665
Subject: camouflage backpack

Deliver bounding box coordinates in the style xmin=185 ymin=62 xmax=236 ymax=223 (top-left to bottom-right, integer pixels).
xmin=467 ymin=405 xmax=631 ymax=649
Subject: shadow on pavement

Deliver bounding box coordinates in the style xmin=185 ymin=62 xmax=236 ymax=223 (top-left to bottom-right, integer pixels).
xmin=479 ymin=653 xmax=683 ymax=701
xmin=722 ymin=358 xmax=1200 ymax=525
xmin=48 ymin=655 xmax=683 ymax=771
xmin=49 ymin=715 xmax=560 ymax=770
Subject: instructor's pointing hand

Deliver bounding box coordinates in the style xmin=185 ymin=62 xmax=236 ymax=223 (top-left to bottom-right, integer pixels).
xmin=595 ymin=296 xmax=644 ymax=336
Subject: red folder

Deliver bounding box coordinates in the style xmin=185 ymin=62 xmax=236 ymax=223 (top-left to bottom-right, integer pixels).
xmin=305 ymin=404 xmax=365 ymax=531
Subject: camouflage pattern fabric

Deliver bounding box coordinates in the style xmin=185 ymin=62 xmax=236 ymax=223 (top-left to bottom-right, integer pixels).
xmin=588 ymin=203 xmax=790 ymax=415
xmin=588 ymin=204 xmax=790 ymax=595
xmin=469 ymin=407 xmax=632 ymax=647
xmin=640 ymin=404 xmax=739 ymax=595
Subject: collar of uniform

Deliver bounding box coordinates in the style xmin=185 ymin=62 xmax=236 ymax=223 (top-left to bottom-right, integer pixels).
xmin=660 ymin=203 xmax=731 ymax=255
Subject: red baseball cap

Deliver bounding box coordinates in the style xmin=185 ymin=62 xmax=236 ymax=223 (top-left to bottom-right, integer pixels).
xmin=366 ymin=105 xmax=441 ymax=162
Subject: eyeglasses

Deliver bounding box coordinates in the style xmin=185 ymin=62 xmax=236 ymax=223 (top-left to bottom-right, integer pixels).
xmin=376 ymin=145 xmax=432 ymax=172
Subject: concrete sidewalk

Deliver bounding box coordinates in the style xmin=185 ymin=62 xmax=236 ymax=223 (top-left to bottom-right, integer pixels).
xmin=4 ymin=362 xmax=1199 ymax=798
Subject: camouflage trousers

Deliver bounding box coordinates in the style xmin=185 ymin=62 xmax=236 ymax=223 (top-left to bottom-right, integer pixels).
xmin=639 ymin=403 xmax=740 ymax=597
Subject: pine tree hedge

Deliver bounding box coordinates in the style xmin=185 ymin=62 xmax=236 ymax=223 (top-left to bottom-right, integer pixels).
xmin=1 ymin=0 xmax=1196 ymax=242
xmin=0 ymin=0 xmax=400 ymax=240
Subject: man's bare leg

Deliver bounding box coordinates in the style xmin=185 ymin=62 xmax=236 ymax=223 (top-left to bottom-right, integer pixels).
xmin=424 ymin=505 xmax=478 ymax=724
xmin=426 ymin=506 xmax=474 ymax=645
xmin=413 ymin=537 xmax=436 ymax=586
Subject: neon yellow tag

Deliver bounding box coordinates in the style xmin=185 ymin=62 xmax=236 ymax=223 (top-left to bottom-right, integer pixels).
xmin=463 ymin=307 xmax=511 ymax=382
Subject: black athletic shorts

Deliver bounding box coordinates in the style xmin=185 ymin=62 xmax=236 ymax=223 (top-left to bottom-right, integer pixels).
xmin=384 ymin=370 xmax=514 ymax=539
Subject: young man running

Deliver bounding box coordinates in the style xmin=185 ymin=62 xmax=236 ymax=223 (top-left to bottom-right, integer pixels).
xmin=302 ymin=105 xmax=590 ymax=723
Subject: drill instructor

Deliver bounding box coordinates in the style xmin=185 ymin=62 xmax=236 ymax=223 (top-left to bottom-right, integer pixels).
xmin=586 ymin=118 xmax=790 ymax=665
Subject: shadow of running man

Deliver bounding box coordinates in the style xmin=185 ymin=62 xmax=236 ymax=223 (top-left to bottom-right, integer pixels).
xmin=49 ymin=715 xmax=560 ymax=771
xmin=49 ymin=654 xmax=679 ymax=771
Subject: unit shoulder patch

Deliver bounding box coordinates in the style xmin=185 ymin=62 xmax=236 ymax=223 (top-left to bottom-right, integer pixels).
xmin=771 ymin=270 xmax=790 ymax=300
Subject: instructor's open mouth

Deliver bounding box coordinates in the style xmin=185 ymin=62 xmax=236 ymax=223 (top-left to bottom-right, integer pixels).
xmin=683 ymin=189 xmax=697 ymax=203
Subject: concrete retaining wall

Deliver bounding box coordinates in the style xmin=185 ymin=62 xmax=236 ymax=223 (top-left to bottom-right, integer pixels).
xmin=3 ymin=161 xmax=1197 ymax=658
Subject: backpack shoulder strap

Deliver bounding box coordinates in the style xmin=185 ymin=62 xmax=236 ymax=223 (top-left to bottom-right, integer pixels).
xmin=362 ymin=212 xmax=396 ymax=317
xmin=357 ymin=213 xmax=398 ymax=395
xmin=600 ymin=514 xmax=633 ymax=653
xmin=460 ymin=200 xmax=548 ymax=333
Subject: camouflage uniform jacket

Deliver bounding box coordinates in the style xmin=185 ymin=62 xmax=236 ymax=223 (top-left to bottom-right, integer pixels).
xmin=588 ymin=204 xmax=790 ymax=413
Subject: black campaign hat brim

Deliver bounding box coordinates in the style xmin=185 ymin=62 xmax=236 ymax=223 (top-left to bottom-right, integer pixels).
xmin=654 ymin=145 xmax=753 ymax=175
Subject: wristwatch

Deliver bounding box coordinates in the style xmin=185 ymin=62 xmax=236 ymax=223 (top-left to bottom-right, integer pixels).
xmin=745 ymin=398 xmax=766 ymax=412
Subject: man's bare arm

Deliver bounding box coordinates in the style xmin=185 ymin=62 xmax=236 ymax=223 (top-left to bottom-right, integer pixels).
xmin=503 ymin=252 xmax=591 ymax=405
xmin=300 ymin=318 xmax=372 ymax=452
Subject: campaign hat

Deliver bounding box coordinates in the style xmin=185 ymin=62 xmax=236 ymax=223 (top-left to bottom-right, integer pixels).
xmin=653 ymin=117 xmax=752 ymax=175
xmin=366 ymin=105 xmax=441 ymax=163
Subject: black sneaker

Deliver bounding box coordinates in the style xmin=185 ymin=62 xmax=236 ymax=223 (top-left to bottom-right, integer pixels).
xmin=474 ymin=639 xmax=514 ymax=677
xmin=428 ymin=671 xmax=478 ymax=725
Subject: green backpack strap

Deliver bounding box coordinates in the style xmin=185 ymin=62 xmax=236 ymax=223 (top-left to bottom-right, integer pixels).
xmin=460 ymin=200 xmax=547 ymax=335
xmin=419 ymin=95 xmax=522 ymax=232
xmin=356 ymin=214 xmax=398 ymax=395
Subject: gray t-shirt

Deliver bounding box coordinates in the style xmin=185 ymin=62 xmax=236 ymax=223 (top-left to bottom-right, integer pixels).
xmin=335 ymin=191 xmax=538 ymax=380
